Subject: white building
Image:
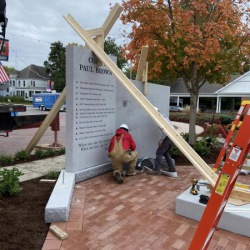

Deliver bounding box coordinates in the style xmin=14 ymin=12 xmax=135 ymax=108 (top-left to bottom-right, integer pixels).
xmin=9 ymin=64 xmax=50 ymax=101
xmin=0 ymin=81 xmax=8 ymax=96
xmin=170 ymin=71 xmax=250 ymax=113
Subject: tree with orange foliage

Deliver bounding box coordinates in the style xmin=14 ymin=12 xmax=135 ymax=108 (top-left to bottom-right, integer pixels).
xmin=121 ymin=0 xmax=250 ymax=145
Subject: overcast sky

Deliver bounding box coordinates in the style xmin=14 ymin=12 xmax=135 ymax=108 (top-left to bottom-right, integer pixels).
xmin=3 ymin=0 xmax=125 ymax=70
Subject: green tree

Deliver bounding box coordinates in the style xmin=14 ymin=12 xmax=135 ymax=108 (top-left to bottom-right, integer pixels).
xmin=2 ymin=65 xmax=15 ymax=76
xmin=45 ymin=38 xmax=126 ymax=92
xmin=104 ymin=37 xmax=128 ymax=71
xmin=121 ymin=0 xmax=250 ymax=145
xmin=44 ymin=41 xmax=66 ymax=92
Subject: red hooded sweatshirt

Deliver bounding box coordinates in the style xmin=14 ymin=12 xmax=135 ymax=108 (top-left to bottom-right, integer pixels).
xmin=108 ymin=128 xmax=136 ymax=153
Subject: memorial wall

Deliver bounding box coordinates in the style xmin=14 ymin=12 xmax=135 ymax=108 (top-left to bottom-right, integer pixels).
xmin=65 ymin=45 xmax=170 ymax=177
xmin=65 ymin=46 xmax=116 ymax=172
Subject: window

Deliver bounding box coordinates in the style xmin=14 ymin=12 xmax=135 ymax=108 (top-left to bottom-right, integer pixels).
xmin=23 ymin=80 xmax=25 ymax=87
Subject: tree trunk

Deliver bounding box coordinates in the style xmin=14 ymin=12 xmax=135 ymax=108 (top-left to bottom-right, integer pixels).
xmin=189 ymin=89 xmax=198 ymax=145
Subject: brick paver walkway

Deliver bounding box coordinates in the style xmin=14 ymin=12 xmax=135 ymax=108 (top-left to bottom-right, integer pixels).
xmin=42 ymin=167 xmax=250 ymax=250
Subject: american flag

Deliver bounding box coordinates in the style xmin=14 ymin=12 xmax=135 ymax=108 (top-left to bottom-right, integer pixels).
xmin=0 ymin=61 xmax=9 ymax=84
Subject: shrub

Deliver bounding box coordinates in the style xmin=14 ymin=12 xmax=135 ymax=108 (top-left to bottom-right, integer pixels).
xmin=46 ymin=148 xmax=57 ymax=157
xmin=57 ymin=147 xmax=65 ymax=154
xmin=0 ymin=154 xmax=14 ymax=167
xmin=180 ymin=132 xmax=190 ymax=142
xmin=45 ymin=169 xmax=61 ymax=179
xmin=219 ymin=114 xmax=234 ymax=125
xmin=34 ymin=147 xmax=65 ymax=159
xmin=0 ymin=168 xmax=24 ymax=196
xmin=34 ymin=148 xmax=46 ymax=158
xmin=170 ymin=145 xmax=182 ymax=156
xmin=205 ymin=124 xmax=221 ymax=136
xmin=193 ymin=139 xmax=211 ymax=156
xmin=14 ymin=150 xmax=30 ymax=162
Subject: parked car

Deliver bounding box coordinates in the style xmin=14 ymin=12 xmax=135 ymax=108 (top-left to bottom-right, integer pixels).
xmin=169 ymin=106 xmax=183 ymax=112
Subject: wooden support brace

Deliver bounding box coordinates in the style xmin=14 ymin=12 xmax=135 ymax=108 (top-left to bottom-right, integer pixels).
xmin=85 ymin=3 xmax=123 ymax=66
xmin=25 ymin=88 xmax=66 ymax=153
xmin=102 ymin=3 xmax=123 ymax=38
xmin=136 ymin=46 xmax=149 ymax=95
xmin=64 ymin=13 xmax=218 ymax=186
xmin=136 ymin=46 xmax=149 ymax=81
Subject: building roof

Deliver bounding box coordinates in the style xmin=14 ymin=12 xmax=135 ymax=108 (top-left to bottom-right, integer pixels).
xmin=13 ymin=64 xmax=49 ymax=80
xmin=170 ymin=75 xmax=240 ymax=95
xmin=215 ymin=71 xmax=250 ymax=95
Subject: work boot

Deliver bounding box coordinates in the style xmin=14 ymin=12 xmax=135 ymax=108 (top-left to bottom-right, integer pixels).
xmin=161 ymin=167 xmax=176 ymax=172
xmin=147 ymin=170 xmax=161 ymax=175
xmin=127 ymin=171 xmax=136 ymax=176
xmin=114 ymin=171 xmax=124 ymax=184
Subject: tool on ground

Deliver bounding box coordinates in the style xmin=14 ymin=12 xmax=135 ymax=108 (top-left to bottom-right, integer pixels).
xmin=136 ymin=157 xmax=178 ymax=177
xmin=199 ymin=194 xmax=210 ymax=205
xmin=190 ymin=178 xmax=200 ymax=195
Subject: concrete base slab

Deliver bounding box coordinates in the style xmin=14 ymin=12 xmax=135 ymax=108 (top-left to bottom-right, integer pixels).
xmin=176 ymin=183 xmax=250 ymax=237
xmin=45 ymin=163 xmax=111 ymax=223
xmin=74 ymin=163 xmax=111 ymax=183
xmin=45 ymin=170 xmax=75 ymax=223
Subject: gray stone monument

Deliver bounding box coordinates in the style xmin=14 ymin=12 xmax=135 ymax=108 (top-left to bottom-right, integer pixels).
xmin=65 ymin=46 xmax=116 ymax=182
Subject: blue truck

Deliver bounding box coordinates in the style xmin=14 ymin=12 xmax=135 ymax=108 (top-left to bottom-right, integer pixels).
xmin=33 ymin=93 xmax=66 ymax=111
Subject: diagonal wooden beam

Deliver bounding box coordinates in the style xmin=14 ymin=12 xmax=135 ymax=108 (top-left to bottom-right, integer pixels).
xmin=102 ymin=3 xmax=123 ymax=38
xmin=64 ymin=13 xmax=218 ymax=186
xmin=25 ymin=88 xmax=66 ymax=153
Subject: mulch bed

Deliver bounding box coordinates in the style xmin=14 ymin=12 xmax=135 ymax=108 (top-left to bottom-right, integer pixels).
xmin=0 ymin=178 xmax=55 ymax=250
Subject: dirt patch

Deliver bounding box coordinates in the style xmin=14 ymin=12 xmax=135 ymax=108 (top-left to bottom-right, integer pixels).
xmin=173 ymin=147 xmax=220 ymax=166
xmin=0 ymin=178 xmax=55 ymax=250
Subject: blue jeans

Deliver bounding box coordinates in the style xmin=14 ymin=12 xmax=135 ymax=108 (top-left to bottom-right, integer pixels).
xmin=155 ymin=137 xmax=174 ymax=171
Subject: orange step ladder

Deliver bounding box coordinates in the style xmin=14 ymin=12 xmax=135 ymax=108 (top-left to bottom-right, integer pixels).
xmin=212 ymin=102 xmax=246 ymax=173
xmin=189 ymin=101 xmax=250 ymax=250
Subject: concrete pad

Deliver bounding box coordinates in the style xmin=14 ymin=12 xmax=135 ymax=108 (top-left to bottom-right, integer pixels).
xmin=74 ymin=163 xmax=111 ymax=183
xmin=171 ymin=121 xmax=204 ymax=135
xmin=45 ymin=170 xmax=75 ymax=223
xmin=176 ymin=183 xmax=250 ymax=237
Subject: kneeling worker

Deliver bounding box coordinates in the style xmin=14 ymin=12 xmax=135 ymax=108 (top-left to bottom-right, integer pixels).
xmin=108 ymin=124 xmax=138 ymax=184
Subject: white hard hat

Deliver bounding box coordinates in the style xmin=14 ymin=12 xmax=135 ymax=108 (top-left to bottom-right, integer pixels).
xmin=120 ymin=124 xmax=129 ymax=130
xmin=154 ymin=107 xmax=159 ymax=112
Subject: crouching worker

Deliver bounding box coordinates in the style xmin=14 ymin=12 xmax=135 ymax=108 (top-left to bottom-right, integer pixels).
xmin=148 ymin=108 xmax=177 ymax=176
xmin=108 ymin=124 xmax=138 ymax=184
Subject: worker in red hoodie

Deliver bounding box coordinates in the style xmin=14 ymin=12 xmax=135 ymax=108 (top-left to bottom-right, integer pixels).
xmin=108 ymin=124 xmax=138 ymax=184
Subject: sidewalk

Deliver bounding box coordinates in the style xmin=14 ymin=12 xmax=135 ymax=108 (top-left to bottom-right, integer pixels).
xmin=4 ymin=155 xmax=65 ymax=182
